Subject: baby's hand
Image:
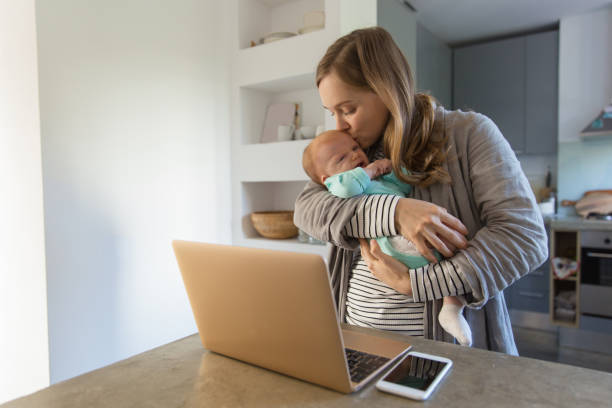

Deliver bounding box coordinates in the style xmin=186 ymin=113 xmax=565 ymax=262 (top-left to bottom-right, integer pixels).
xmin=364 ymin=159 xmax=392 ymax=179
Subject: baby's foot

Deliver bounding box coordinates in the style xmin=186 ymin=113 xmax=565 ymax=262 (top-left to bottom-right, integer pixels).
xmin=439 ymin=304 xmax=472 ymax=347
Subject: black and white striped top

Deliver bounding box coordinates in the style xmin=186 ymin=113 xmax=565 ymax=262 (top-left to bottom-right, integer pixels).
xmin=343 ymin=147 xmax=469 ymax=335
xmin=345 ymin=257 xmax=426 ymax=335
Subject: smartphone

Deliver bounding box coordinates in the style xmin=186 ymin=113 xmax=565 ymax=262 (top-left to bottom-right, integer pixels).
xmin=376 ymin=351 xmax=452 ymax=400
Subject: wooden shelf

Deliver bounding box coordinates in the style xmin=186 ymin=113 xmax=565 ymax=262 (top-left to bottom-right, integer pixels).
xmin=549 ymin=229 xmax=581 ymax=328
xmin=551 ymin=318 xmax=579 ymax=328
xmin=553 ymin=276 xmax=577 ymax=281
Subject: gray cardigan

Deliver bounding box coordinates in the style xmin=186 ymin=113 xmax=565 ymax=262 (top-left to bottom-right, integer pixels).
xmin=294 ymin=107 xmax=548 ymax=355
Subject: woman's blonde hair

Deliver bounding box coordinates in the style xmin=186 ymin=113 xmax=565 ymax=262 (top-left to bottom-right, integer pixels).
xmin=316 ymin=27 xmax=449 ymax=187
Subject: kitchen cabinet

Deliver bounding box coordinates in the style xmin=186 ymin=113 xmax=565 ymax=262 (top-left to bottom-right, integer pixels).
xmin=505 ymin=224 xmax=551 ymax=314
xmin=525 ymin=31 xmax=558 ymax=154
xmin=505 ymin=260 xmax=550 ymax=314
xmin=453 ymin=30 xmax=558 ymax=154
xmin=454 ymin=36 xmax=526 ymax=152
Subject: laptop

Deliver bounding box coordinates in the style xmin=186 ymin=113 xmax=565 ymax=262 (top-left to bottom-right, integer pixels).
xmin=172 ymin=240 xmax=412 ymax=393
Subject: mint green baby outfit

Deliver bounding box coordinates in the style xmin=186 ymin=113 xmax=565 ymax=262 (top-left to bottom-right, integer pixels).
xmin=324 ymin=167 xmax=440 ymax=268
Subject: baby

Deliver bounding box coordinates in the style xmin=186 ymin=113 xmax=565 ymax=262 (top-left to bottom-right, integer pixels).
xmin=303 ymin=130 xmax=472 ymax=346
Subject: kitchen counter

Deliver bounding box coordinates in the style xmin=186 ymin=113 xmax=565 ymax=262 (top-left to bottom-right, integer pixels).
xmin=547 ymin=214 xmax=612 ymax=231
xmin=4 ymin=326 xmax=612 ymax=408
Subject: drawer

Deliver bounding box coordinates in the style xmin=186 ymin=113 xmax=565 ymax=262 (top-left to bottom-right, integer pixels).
xmin=580 ymin=284 xmax=612 ymax=318
xmin=513 ymin=268 xmax=550 ymax=292
xmin=510 ymin=288 xmax=549 ymax=313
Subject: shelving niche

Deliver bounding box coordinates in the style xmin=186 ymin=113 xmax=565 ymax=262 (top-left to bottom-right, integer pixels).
xmin=550 ymin=230 xmax=581 ymax=327
xmin=231 ymin=0 xmax=338 ymax=256
xmin=238 ymin=180 xmax=327 ymax=257
xmin=238 ymin=0 xmax=326 ymax=50
xmin=239 ymin=74 xmax=325 ymax=146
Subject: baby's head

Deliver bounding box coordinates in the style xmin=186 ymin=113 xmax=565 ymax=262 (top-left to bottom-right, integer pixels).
xmin=303 ymin=130 xmax=370 ymax=185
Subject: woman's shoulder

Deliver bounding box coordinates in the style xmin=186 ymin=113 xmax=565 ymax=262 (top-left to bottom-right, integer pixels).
xmin=436 ymin=106 xmax=505 ymax=146
xmin=437 ymin=107 xmax=497 ymax=134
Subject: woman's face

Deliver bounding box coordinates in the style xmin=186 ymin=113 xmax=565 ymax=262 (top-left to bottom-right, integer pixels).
xmin=318 ymin=71 xmax=390 ymax=150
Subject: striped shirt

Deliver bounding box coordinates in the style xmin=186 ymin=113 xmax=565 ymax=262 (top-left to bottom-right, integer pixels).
xmin=342 ymin=146 xmax=469 ymax=335
xmin=345 ymin=257 xmax=426 ymax=336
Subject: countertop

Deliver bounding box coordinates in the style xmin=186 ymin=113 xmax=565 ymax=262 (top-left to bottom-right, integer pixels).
xmin=4 ymin=326 xmax=612 ymax=408
xmin=546 ymin=214 xmax=612 ymax=231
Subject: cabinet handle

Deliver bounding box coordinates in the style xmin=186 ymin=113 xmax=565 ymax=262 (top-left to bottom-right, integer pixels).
xmin=518 ymin=291 xmax=544 ymax=299
xmin=586 ymin=252 xmax=612 ymax=259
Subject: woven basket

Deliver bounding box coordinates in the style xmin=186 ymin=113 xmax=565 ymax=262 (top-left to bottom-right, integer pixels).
xmin=250 ymin=211 xmax=298 ymax=239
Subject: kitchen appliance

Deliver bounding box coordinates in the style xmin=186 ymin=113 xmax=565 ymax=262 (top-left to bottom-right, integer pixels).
xmin=586 ymin=212 xmax=612 ymax=221
xmin=580 ymin=102 xmax=612 ymax=139
xmin=580 ymin=230 xmax=612 ymax=319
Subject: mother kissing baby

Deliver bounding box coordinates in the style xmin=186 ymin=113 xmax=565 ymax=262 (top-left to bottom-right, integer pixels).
xmin=294 ymin=27 xmax=547 ymax=353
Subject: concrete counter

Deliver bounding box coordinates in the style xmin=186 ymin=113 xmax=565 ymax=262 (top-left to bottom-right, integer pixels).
xmin=4 ymin=326 xmax=612 ymax=408
xmin=547 ymin=214 xmax=612 ymax=231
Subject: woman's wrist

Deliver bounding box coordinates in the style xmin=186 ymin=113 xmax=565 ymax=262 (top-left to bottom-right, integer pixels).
xmin=395 ymin=272 xmax=413 ymax=296
xmin=394 ymin=198 xmax=407 ymax=236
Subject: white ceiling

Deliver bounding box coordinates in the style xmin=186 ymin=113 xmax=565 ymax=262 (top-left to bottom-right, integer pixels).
xmin=407 ymin=0 xmax=612 ymax=45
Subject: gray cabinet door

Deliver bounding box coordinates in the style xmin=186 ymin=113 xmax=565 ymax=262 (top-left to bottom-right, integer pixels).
xmin=506 ymin=261 xmax=550 ymax=313
xmin=525 ymin=31 xmax=558 ymax=154
xmin=453 ymin=37 xmax=526 ymax=153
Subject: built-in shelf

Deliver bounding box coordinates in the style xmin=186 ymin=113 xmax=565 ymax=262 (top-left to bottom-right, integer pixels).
xmin=231 ymin=0 xmax=339 ymax=255
xmin=239 ymin=180 xmax=308 ymax=245
xmin=239 ymin=237 xmax=328 ymax=258
xmin=234 ymin=31 xmax=332 ymax=88
xmin=553 ymin=276 xmax=577 ymax=281
xmin=238 ymin=0 xmax=326 ymax=51
xmin=550 ymin=229 xmax=581 ymax=327
xmin=239 ymin=84 xmax=325 ymax=146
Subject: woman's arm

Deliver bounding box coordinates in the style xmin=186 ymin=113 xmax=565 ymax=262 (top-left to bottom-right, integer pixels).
xmin=445 ymin=113 xmax=548 ymax=307
xmin=360 ymin=239 xmax=469 ymax=301
xmin=370 ymin=113 xmax=548 ymax=307
xmin=295 ymin=182 xmax=468 ymax=254
xmin=294 ymin=181 xmax=369 ymax=250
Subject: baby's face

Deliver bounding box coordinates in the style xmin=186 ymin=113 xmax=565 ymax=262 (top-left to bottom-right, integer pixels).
xmin=316 ymin=132 xmax=369 ymax=183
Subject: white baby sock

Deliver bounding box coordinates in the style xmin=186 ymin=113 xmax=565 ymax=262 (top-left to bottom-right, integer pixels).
xmin=438 ymin=302 xmax=473 ymax=347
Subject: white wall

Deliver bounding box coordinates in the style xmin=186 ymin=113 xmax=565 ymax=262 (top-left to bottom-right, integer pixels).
xmin=557 ymin=6 xmax=612 ymax=213
xmin=35 ymin=0 xmax=231 ymax=383
xmin=340 ymin=0 xmax=377 ymax=35
xmin=0 ymin=0 xmax=50 ymax=403
xmin=558 ymin=6 xmax=612 ymax=143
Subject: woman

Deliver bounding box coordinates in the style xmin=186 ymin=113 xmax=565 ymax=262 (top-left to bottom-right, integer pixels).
xmin=294 ymin=27 xmax=547 ymax=354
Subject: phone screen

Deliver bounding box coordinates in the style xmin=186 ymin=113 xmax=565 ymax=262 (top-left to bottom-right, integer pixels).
xmin=381 ymin=354 xmax=449 ymax=390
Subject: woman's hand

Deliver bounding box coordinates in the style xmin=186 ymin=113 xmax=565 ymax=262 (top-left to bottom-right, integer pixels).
xmin=395 ymin=198 xmax=469 ymax=262
xmin=359 ymin=239 xmax=412 ymax=296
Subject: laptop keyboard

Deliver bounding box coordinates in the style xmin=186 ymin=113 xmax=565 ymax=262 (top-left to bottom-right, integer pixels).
xmin=345 ymin=348 xmax=390 ymax=383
